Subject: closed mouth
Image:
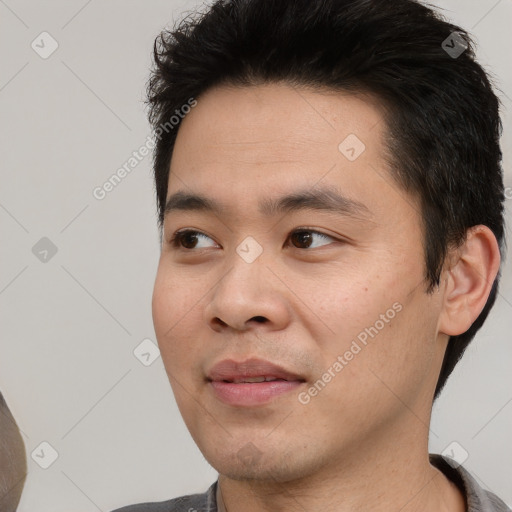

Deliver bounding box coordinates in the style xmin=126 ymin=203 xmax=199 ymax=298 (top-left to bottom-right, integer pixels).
xmin=207 ymin=357 xmax=306 ymax=384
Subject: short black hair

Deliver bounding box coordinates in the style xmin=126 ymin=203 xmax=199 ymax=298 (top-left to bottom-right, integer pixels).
xmin=146 ymin=0 xmax=505 ymax=399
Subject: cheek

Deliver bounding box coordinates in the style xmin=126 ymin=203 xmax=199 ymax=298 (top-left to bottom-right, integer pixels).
xmin=307 ymin=265 xmax=436 ymax=402
xmin=152 ymin=265 xmax=202 ymax=370
xmin=328 ymin=289 xmax=438 ymax=411
xmin=152 ymin=271 xmax=206 ymax=422
xmin=299 ymin=271 xmax=397 ymax=346
xmin=152 ymin=258 xmax=204 ymax=330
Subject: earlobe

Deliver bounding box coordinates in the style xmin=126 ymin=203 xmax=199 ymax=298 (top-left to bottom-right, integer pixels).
xmin=438 ymin=225 xmax=501 ymax=337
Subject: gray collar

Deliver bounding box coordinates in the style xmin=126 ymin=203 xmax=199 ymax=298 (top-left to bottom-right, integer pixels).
xmin=208 ymin=455 xmax=510 ymax=512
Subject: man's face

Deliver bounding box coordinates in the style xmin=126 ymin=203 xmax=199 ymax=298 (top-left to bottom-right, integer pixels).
xmin=152 ymin=83 xmax=448 ymax=481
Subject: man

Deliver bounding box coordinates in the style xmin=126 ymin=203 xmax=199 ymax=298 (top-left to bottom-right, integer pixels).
xmin=0 ymin=392 xmax=27 ymax=512
xmin=113 ymin=0 xmax=509 ymax=510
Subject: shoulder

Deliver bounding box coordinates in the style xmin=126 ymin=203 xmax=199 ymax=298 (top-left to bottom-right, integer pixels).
xmin=485 ymin=493 xmax=512 ymax=512
xmin=110 ymin=482 xmax=217 ymax=512
xmin=430 ymin=454 xmax=511 ymax=512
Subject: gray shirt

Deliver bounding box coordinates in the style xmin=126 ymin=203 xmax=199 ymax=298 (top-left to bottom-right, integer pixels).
xmin=111 ymin=454 xmax=511 ymax=512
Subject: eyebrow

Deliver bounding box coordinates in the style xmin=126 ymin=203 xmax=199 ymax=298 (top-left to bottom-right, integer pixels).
xmin=163 ymin=186 xmax=372 ymax=220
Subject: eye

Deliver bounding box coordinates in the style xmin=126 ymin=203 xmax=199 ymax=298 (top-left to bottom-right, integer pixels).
xmin=288 ymin=229 xmax=336 ymax=249
xmin=169 ymin=228 xmax=337 ymax=251
xmin=170 ymin=229 xmax=218 ymax=250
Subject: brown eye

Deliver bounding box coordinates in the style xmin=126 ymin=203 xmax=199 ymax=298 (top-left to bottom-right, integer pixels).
xmin=178 ymin=231 xmax=199 ymax=249
xmin=171 ymin=230 xmax=216 ymax=250
xmin=290 ymin=230 xmax=313 ymax=248
xmin=289 ymin=229 xmax=335 ymax=249
xmin=169 ymin=228 xmax=336 ymax=251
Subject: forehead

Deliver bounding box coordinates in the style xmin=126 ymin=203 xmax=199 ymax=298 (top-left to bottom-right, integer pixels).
xmin=167 ymin=83 xmax=404 ymax=221
xmin=173 ymin=82 xmax=385 ymax=158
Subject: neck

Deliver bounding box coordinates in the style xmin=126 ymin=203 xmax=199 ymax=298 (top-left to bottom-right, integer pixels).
xmin=217 ymin=430 xmax=466 ymax=512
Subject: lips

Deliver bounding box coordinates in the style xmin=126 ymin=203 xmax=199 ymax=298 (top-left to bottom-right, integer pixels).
xmin=207 ymin=358 xmax=305 ymax=383
xmin=230 ymin=376 xmax=283 ymax=383
xmin=207 ymin=358 xmax=306 ymax=406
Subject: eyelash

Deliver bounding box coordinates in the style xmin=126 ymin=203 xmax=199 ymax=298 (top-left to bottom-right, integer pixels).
xmin=168 ymin=228 xmax=338 ymax=251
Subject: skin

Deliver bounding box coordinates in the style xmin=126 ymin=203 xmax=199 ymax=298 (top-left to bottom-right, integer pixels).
xmin=152 ymin=82 xmax=500 ymax=512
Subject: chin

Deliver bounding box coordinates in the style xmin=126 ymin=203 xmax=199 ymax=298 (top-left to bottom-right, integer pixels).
xmin=201 ymin=441 xmax=325 ymax=483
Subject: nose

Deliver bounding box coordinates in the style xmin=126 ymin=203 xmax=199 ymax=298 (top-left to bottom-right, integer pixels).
xmin=204 ymin=253 xmax=291 ymax=333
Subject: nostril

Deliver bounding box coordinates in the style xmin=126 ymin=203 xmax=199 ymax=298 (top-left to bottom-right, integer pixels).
xmin=251 ymin=316 xmax=267 ymax=323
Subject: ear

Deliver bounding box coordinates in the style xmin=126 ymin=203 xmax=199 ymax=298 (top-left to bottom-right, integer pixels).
xmin=438 ymin=225 xmax=501 ymax=336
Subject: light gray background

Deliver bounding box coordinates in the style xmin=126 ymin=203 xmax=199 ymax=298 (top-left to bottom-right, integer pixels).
xmin=0 ymin=0 xmax=511 ymax=510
